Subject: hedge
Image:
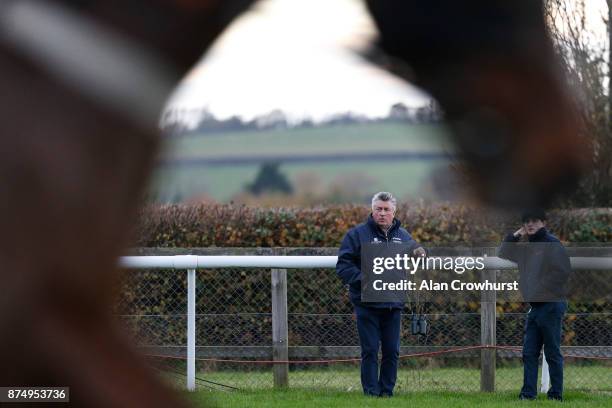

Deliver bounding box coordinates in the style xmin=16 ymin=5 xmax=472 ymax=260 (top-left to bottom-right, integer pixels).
xmin=134 ymin=204 xmax=612 ymax=247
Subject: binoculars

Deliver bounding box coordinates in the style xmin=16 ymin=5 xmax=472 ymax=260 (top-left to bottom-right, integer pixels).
xmin=411 ymin=314 xmax=428 ymax=336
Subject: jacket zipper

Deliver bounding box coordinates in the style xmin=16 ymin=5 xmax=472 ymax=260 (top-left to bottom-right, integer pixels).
xmin=383 ymin=226 xmax=394 ymax=308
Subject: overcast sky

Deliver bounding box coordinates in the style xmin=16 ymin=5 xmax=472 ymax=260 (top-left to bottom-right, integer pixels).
xmin=165 ymin=0 xmax=608 ymax=125
xmin=165 ymin=0 xmax=430 ymax=124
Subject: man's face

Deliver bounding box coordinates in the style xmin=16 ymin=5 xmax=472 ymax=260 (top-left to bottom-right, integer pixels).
xmin=372 ymin=200 xmax=395 ymax=228
xmin=523 ymin=218 xmax=545 ymax=235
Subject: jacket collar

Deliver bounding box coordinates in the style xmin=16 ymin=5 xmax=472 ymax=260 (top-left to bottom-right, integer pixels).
xmin=528 ymin=227 xmax=548 ymax=242
xmin=367 ymin=214 xmax=401 ymax=235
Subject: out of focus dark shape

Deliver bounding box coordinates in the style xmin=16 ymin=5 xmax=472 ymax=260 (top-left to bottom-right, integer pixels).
xmin=544 ymin=0 xmax=612 ymax=207
xmin=365 ymin=0 xmax=592 ymax=208
xmin=0 ymin=0 xmax=254 ymax=406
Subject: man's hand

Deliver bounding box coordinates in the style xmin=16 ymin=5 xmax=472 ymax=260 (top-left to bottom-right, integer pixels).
xmin=413 ymin=247 xmax=426 ymax=257
xmin=513 ymin=227 xmax=526 ymax=238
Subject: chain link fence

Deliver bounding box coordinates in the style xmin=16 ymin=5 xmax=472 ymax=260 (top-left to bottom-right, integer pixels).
xmin=115 ymin=248 xmax=611 ymax=393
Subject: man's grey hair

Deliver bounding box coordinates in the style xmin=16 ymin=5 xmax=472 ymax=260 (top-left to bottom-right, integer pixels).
xmin=371 ymin=192 xmax=397 ymax=209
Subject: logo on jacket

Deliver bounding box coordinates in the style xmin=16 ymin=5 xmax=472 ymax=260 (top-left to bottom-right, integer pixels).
xmin=392 ymin=237 xmax=403 ymax=243
xmin=371 ymin=237 xmax=381 ymax=244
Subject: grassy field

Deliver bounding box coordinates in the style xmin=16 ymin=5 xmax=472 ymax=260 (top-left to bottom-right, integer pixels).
xmin=151 ymin=123 xmax=454 ymax=202
xmin=157 ymin=365 xmax=612 ymax=407
xmin=151 ymin=159 xmax=449 ymax=202
xmin=163 ymin=123 xmax=452 ymax=159
xmin=187 ymin=390 xmax=611 ymax=408
xmin=182 ymin=366 xmax=612 ymax=393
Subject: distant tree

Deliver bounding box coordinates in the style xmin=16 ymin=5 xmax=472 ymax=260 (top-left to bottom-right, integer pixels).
xmin=296 ymin=118 xmax=314 ymax=128
xmin=159 ymin=108 xmax=193 ymax=134
xmin=388 ymin=102 xmax=409 ymax=120
xmin=255 ymin=110 xmax=288 ymax=129
xmin=412 ymin=99 xmax=444 ymax=123
xmin=246 ymin=162 xmax=293 ymax=195
xmin=221 ymin=115 xmax=247 ymax=131
xmin=414 ymin=105 xmax=429 ymax=123
xmin=325 ymin=112 xmax=369 ymax=126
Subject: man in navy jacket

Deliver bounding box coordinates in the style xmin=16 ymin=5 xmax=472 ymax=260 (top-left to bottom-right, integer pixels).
xmin=498 ymin=209 xmax=570 ymax=401
xmin=336 ymin=192 xmax=425 ymax=397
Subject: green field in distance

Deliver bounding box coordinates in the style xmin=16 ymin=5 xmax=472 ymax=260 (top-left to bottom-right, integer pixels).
xmin=151 ymin=123 xmax=455 ymax=202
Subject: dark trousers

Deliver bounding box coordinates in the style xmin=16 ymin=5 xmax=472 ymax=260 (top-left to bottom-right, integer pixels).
xmin=354 ymin=305 xmax=401 ymax=396
xmin=521 ymin=302 xmax=567 ymax=399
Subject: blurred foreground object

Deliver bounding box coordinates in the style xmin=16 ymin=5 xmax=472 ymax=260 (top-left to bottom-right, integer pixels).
xmin=0 ymin=0 xmax=254 ymax=406
xmin=366 ymin=0 xmax=591 ymax=208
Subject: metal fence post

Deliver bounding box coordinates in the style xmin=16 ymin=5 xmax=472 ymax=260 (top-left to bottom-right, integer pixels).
xmin=187 ymin=268 xmax=196 ymax=391
xmin=271 ymin=268 xmax=289 ymax=388
xmin=480 ymin=268 xmax=497 ymax=392
xmin=541 ymin=352 xmax=550 ymax=393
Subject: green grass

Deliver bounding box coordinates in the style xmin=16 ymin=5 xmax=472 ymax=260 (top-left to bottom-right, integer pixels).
xmin=164 ymin=123 xmax=452 ymax=159
xmin=150 ymin=159 xmax=448 ymax=202
xmin=186 ymin=366 xmax=612 ymax=393
xmin=150 ymin=123 xmax=454 ymax=202
xmin=187 ymin=390 xmax=611 ymax=408
xmin=159 ymin=365 xmax=612 ymax=406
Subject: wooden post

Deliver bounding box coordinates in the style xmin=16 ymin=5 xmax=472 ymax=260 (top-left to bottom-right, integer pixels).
xmin=271 ymin=268 xmax=289 ymax=388
xmin=480 ymin=268 xmax=497 ymax=392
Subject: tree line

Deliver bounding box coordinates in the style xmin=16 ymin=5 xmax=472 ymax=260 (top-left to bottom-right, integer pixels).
xmin=160 ymin=100 xmax=443 ymax=135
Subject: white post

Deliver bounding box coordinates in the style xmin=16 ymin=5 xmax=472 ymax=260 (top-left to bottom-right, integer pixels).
xmin=187 ymin=268 xmax=196 ymax=391
xmin=540 ymin=352 xmax=550 ymax=393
